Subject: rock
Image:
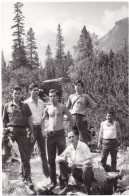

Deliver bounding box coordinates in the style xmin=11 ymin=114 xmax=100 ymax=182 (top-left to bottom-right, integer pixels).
xmin=122 ymin=190 xmax=129 ymax=195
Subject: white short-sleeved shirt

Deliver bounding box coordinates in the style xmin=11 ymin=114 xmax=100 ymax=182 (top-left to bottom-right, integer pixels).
xmin=60 ymin=140 xmax=91 ymax=168
xmin=24 ymin=97 xmax=44 ymax=125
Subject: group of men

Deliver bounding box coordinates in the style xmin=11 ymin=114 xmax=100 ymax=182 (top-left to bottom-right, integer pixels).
xmin=2 ymin=80 xmax=122 ymax=195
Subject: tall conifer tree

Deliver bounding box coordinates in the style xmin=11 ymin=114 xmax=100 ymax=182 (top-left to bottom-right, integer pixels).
xmin=55 ymin=24 xmax=66 ymax=77
xmin=11 ymin=2 xmax=27 ymax=69
xmin=26 ymin=27 xmax=39 ymax=68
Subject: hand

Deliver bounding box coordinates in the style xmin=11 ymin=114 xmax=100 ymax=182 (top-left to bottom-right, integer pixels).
xmin=30 ymin=132 xmax=35 ymax=143
xmin=69 ymin=163 xmax=77 ymax=169
xmin=56 ymin=156 xmax=65 ymax=163
xmin=8 ymin=127 xmax=14 ymax=132
xmin=97 ymin=142 xmax=101 ymax=148
xmin=42 ymin=131 xmax=47 ymax=139
xmin=82 ymin=116 xmax=88 ymax=122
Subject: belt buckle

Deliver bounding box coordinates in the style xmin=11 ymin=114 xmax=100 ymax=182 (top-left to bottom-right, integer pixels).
xmin=48 ymin=131 xmax=55 ymax=136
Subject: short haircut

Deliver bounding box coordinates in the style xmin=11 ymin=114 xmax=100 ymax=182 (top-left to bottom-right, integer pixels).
xmin=29 ymin=83 xmax=39 ymax=90
xmin=68 ymin=129 xmax=79 ymax=137
xmin=107 ymin=107 xmax=114 ymax=116
xmin=13 ymin=86 xmax=22 ymax=92
xmin=75 ymin=80 xmax=84 ymax=88
xmin=49 ymin=89 xmax=59 ymax=97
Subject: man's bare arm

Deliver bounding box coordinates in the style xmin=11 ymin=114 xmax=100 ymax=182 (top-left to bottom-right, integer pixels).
xmin=116 ymin=121 xmax=122 ymax=142
xmin=98 ymin=123 xmax=103 ymax=147
xmin=77 ymin=157 xmax=92 ymax=167
xmin=63 ymin=106 xmax=73 ymax=129
xmin=41 ymin=107 xmax=49 ymax=136
xmin=66 ymin=96 xmax=72 ymax=110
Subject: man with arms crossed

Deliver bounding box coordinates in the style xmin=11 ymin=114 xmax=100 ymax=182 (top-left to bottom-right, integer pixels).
xmin=67 ymin=80 xmax=97 ymax=144
xmin=25 ymin=83 xmax=49 ymax=177
xmin=42 ymin=89 xmax=73 ymax=190
xmin=2 ymin=86 xmax=34 ymax=189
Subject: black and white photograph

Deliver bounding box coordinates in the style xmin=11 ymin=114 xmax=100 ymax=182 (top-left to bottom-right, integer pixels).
xmin=1 ymin=1 xmax=129 ymax=195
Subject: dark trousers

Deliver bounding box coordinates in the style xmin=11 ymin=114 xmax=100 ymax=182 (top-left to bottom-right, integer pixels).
xmin=4 ymin=127 xmax=31 ymax=181
xmin=101 ymin=139 xmax=118 ymax=172
xmin=72 ymin=114 xmax=89 ymax=144
xmin=47 ymin=129 xmax=66 ymax=183
xmin=28 ymin=125 xmax=49 ymax=176
xmin=61 ymin=162 xmax=94 ymax=189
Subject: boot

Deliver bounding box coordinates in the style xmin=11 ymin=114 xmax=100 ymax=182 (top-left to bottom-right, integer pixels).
xmin=59 ymin=177 xmax=67 ymax=190
xmin=48 ymin=181 xmax=57 ymax=190
xmin=59 ymin=180 xmax=73 ymax=195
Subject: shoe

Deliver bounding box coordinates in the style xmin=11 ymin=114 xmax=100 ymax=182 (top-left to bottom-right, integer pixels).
xmin=59 ymin=185 xmax=73 ymax=195
xmin=25 ymin=184 xmax=35 ymax=195
xmin=87 ymin=187 xmax=92 ymax=195
xmin=24 ymin=179 xmax=34 ymax=188
xmin=59 ymin=178 xmax=68 ymax=190
xmin=48 ymin=182 xmax=57 ymax=190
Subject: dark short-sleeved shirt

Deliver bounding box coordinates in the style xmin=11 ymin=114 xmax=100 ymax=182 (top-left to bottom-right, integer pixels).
xmin=2 ymin=101 xmax=32 ymax=127
xmin=67 ymin=93 xmax=97 ymax=116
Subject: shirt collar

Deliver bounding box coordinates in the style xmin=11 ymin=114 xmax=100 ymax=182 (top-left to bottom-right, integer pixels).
xmin=69 ymin=140 xmax=81 ymax=151
xmin=10 ymin=100 xmax=22 ymax=106
xmin=28 ymin=97 xmax=42 ymax=104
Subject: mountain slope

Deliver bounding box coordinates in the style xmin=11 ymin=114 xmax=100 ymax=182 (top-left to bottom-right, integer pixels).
xmin=98 ymin=18 xmax=128 ymax=53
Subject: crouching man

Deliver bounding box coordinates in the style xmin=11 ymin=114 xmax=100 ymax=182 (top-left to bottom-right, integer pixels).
xmin=56 ymin=129 xmax=94 ymax=195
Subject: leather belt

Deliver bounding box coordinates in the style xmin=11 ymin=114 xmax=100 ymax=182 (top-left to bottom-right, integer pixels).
xmin=47 ymin=129 xmax=64 ymax=136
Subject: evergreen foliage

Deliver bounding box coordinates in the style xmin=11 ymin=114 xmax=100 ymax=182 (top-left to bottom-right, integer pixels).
xmin=11 ymin=2 xmax=28 ymax=68
xmin=26 ymin=27 xmax=39 ymax=68
xmin=1 ymin=3 xmax=128 ymax=140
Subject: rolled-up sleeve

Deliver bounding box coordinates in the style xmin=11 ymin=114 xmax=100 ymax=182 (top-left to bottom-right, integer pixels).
xmin=25 ymin=104 xmax=32 ymax=118
xmin=86 ymin=95 xmax=97 ymax=108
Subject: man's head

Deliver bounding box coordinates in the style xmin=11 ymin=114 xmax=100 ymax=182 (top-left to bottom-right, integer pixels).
xmin=49 ymin=89 xmax=59 ymax=104
xmin=29 ymin=83 xmax=39 ymax=98
xmin=74 ymin=80 xmax=84 ymax=93
xmin=12 ymin=86 xmax=22 ymax=102
xmin=67 ymin=129 xmax=79 ymax=145
xmin=106 ymin=109 xmax=114 ymax=123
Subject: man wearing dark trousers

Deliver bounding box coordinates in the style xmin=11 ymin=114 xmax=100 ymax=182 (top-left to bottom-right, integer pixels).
xmin=67 ymin=80 xmax=97 ymax=144
xmin=56 ymin=129 xmax=94 ymax=195
xmin=25 ymin=83 xmax=49 ymax=177
xmin=98 ymin=108 xmax=122 ymax=172
xmin=42 ymin=89 xmax=73 ymax=190
xmin=2 ymin=86 xmax=34 ymax=190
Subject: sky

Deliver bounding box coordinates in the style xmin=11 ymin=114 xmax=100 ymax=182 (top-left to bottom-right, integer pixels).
xmin=1 ymin=1 xmax=129 ymax=66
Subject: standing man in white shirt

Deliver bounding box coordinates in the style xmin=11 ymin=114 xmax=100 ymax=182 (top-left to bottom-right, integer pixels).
xmin=25 ymin=83 xmax=49 ymax=177
xmin=56 ymin=129 xmax=94 ymax=195
xmin=67 ymin=80 xmax=97 ymax=144
xmin=98 ymin=108 xmax=122 ymax=172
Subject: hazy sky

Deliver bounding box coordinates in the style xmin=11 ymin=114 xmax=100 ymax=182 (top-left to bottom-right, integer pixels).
xmin=1 ymin=1 xmax=128 ymax=65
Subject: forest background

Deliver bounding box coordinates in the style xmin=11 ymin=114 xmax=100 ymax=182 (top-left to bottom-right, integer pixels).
xmin=1 ymin=2 xmax=129 ymax=143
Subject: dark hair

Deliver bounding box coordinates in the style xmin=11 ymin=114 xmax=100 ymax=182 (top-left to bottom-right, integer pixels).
xmin=75 ymin=80 xmax=84 ymax=88
xmin=29 ymin=83 xmax=39 ymax=90
xmin=68 ymin=129 xmax=79 ymax=136
xmin=107 ymin=108 xmax=114 ymax=116
xmin=49 ymin=89 xmax=59 ymax=97
xmin=13 ymin=86 xmax=22 ymax=92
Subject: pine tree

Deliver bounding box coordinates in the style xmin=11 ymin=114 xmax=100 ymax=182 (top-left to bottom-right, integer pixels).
xmin=73 ymin=26 xmax=94 ymax=92
xmin=44 ymin=45 xmax=55 ymax=79
xmin=64 ymin=51 xmax=74 ymax=76
xmin=11 ymin=2 xmax=28 ymax=69
xmin=26 ymin=27 xmax=39 ymax=68
xmin=55 ymin=24 xmax=66 ymax=77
